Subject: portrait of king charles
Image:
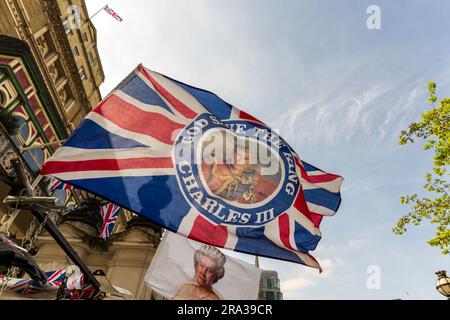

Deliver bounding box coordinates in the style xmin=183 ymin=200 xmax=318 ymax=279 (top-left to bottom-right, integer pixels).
xmin=200 ymin=130 xmax=282 ymax=205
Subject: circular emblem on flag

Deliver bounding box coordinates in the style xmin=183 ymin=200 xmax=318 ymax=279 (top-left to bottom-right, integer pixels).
xmin=173 ymin=114 xmax=300 ymax=227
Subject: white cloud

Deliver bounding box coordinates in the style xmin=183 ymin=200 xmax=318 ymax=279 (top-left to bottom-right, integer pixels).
xmin=280 ymin=258 xmax=336 ymax=299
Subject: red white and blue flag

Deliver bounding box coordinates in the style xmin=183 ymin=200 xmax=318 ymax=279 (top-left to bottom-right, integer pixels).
xmin=41 ymin=64 xmax=343 ymax=270
xmin=48 ymin=177 xmax=73 ymax=191
xmin=0 ymin=270 xmax=65 ymax=295
xmin=41 ymin=269 xmax=66 ymax=287
xmin=0 ymin=275 xmax=41 ymax=295
xmin=98 ymin=203 xmax=121 ymax=239
xmin=103 ymin=5 xmax=122 ymax=22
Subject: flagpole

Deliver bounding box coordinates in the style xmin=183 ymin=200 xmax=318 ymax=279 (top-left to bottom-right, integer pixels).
xmin=89 ymin=4 xmax=107 ymax=20
xmin=19 ymin=140 xmax=66 ymax=152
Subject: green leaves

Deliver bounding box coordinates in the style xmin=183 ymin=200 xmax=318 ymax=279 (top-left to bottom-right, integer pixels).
xmin=395 ymin=82 xmax=450 ymax=255
xmin=427 ymin=81 xmax=437 ymax=104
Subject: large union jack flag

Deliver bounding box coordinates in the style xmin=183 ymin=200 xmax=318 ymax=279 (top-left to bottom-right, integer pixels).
xmin=41 ymin=64 xmax=343 ymax=270
xmin=98 ymin=203 xmax=121 ymax=239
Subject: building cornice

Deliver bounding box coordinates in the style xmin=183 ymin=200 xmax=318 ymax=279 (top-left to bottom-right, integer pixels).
xmin=41 ymin=0 xmax=92 ymax=117
xmin=78 ymin=0 xmax=105 ymax=82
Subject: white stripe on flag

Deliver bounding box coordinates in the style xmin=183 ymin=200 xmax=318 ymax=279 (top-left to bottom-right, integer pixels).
xmin=288 ymin=214 xmax=298 ymax=251
xmin=48 ymin=146 xmax=170 ymax=162
xmin=228 ymin=106 xmax=241 ymax=121
xmin=301 ymin=179 xmax=342 ymax=193
xmin=306 ymin=202 xmax=336 ymax=216
xmin=53 ymin=168 xmax=175 ymax=181
xmin=263 ymin=218 xmax=284 ymax=249
xmin=224 ymin=225 xmax=239 ymax=249
xmin=286 ymin=206 xmax=322 ymax=236
xmin=143 ymin=68 xmax=209 ymax=116
xmin=176 ymin=208 xmax=199 ymax=236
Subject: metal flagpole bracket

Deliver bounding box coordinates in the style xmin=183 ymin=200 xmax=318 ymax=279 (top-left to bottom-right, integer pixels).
xmin=18 ymin=140 xmax=66 ymax=152
xmin=3 ymin=195 xmax=57 ymax=205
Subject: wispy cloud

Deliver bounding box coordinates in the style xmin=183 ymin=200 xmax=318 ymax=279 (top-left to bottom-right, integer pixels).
xmin=274 ymin=80 xmax=393 ymax=148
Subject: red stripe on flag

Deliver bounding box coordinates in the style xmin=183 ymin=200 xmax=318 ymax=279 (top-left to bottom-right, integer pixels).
xmin=138 ymin=66 xmax=198 ymax=119
xmin=308 ymin=173 xmax=342 ymax=184
xmin=239 ymin=110 xmax=265 ymax=125
xmin=93 ymin=94 xmax=184 ymax=145
xmin=188 ymin=215 xmax=228 ymax=248
xmin=41 ymin=157 xmax=173 ymax=174
xmin=293 ymin=154 xmax=331 ymax=227
xmin=279 ymin=213 xmax=295 ymax=251
xmin=293 ymin=189 xmax=318 ymax=227
xmin=309 ymin=211 xmax=324 ymax=227
xmin=294 ymin=156 xmax=313 ymax=183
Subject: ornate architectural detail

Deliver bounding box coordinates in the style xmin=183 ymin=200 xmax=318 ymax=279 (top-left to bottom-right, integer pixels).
xmin=41 ymin=0 xmax=92 ymax=116
xmin=5 ymin=0 xmax=27 ymax=41
xmin=36 ymin=35 xmax=49 ymax=57
xmin=0 ymin=134 xmax=8 ymax=151
xmin=48 ymin=63 xmax=58 ymax=82
xmin=0 ymin=78 xmax=19 ymax=107
xmin=58 ymin=87 xmax=67 ymax=105
xmin=0 ymin=149 xmax=17 ymax=176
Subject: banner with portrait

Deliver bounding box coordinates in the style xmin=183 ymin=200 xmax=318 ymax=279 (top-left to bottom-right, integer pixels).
xmin=145 ymin=231 xmax=262 ymax=300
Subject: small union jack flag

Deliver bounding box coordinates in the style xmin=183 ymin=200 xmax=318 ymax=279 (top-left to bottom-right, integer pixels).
xmin=45 ymin=269 xmax=66 ymax=287
xmin=48 ymin=177 xmax=73 ymax=191
xmin=98 ymin=203 xmax=121 ymax=239
xmin=34 ymin=270 xmax=65 ymax=287
xmin=103 ymin=5 xmax=123 ymax=22
xmin=0 ymin=269 xmax=66 ymax=295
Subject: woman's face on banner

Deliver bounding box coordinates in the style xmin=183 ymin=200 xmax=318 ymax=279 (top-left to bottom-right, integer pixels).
xmin=195 ymin=255 xmax=217 ymax=288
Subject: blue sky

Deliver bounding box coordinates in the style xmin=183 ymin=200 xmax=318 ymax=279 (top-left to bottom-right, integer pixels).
xmin=85 ymin=0 xmax=450 ymax=299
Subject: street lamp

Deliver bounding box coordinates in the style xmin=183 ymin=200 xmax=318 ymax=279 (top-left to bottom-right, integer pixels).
xmin=435 ymin=270 xmax=450 ymax=300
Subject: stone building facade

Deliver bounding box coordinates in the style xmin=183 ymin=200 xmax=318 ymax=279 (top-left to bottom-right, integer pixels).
xmin=0 ymin=0 xmax=104 ymax=129
xmin=0 ymin=1 xmax=161 ymax=300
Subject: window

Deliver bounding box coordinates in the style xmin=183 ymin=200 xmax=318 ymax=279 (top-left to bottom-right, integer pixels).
xmin=71 ymin=46 xmax=79 ymax=57
xmin=269 ymin=277 xmax=280 ymax=289
xmin=269 ymin=277 xmax=274 ymax=288
xmin=78 ymin=66 xmax=86 ymax=80
xmin=262 ymin=277 xmax=268 ymax=289
xmin=17 ymin=117 xmax=30 ymax=143
xmin=63 ymin=20 xmax=73 ymax=36
xmin=53 ymin=189 xmax=68 ymax=206
xmin=88 ymin=52 xmax=95 ymax=65
xmin=82 ymin=32 xmax=89 ymax=42
xmin=274 ymin=278 xmax=280 ymax=289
